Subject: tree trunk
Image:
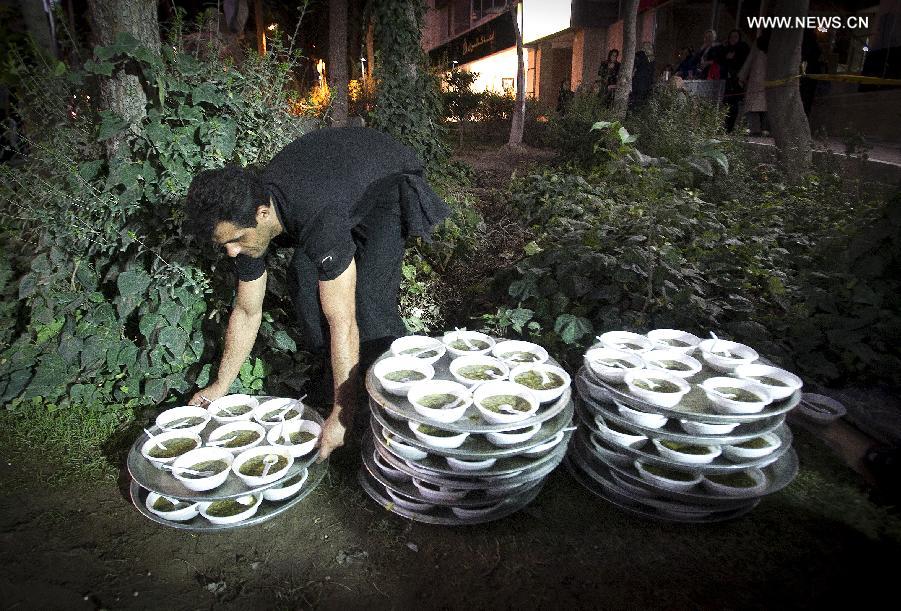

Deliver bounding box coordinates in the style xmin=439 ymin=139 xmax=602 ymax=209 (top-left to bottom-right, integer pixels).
xmin=329 ymin=0 xmax=349 ymax=125
xmin=612 ymin=0 xmax=639 ymax=119
xmin=18 ymin=0 xmax=57 ymax=58
xmin=507 ymin=2 xmax=525 ymax=147
xmin=87 ymin=0 xmax=159 ymax=155
xmin=765 ymin=0 xmax=811 ymax=175
xmin=253 ymin=0 xmax=265 ymax=55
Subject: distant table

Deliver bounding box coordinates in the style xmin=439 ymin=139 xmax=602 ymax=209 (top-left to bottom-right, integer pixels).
xmin=682 ymin=79 xmax=725 ymax=104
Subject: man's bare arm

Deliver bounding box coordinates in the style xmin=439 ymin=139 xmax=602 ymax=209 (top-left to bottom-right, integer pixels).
xmin=189 ymin=272 xmax=266 ymax=405
xmin=317 ymin=259 xmax=360 ymax=460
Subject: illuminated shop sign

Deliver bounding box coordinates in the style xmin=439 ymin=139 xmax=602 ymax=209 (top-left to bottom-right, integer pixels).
xmin=429 ymin=12 xmax=516 ymax=67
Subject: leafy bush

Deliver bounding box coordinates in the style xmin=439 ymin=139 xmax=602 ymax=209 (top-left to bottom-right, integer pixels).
xmin=545 ymin=90 xmax=615 ymax=165
xmin=0 ymin=33 xmax=316 ymax=467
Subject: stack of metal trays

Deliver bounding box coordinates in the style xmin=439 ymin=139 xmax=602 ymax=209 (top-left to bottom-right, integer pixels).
xmin=568 ymin=366 xmax=800 ymax=523
xmin=361 ymin=347 xmax=575 ymax=525
xmin=127 ymin=398 xmax=327 ymax=531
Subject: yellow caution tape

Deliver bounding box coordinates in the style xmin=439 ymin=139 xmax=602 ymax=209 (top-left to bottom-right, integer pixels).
xmin=764 ymin=73 xmax=901 ymax=87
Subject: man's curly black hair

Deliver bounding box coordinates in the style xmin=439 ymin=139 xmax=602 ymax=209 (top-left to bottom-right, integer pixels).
xmin=184 ymin=166 xmax=266 ymax=243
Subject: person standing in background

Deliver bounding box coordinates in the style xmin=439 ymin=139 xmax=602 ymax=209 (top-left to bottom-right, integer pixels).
xmin=720 ymin=29 xmax=750 ymax=132
xmin=597 ymin=48 xmax=621 ymax=106
xmin=630 ymin=42 xmax=656 ymax=108
xmin=695 ymin=29 xmax=721 ymax=79
xmin=739 ymin=32 xmax=770 ymax=136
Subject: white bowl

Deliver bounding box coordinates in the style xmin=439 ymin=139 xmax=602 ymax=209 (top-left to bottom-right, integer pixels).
xmin=385 ymin=489 xmax=436 ymax=512
xmin=442 ymin=330 xmax=495 ymax=358
xmin=721 ymin=432 xmax=781 ymax=461
xmin=594 ymin=415 xmax=648 ymax=448
xmin=206 ymin=421 xmax=266 ymax=454
xmin=374 ymin=451 xmax=412 ymax=482
xmin=646 ymin=329 xmax=702 ymax=354
xmin=491 ymin=340 xmax=549 ymax=365
xmin=698 ymin=339 xmax=758 ymax=372
xmin=373 ymin=356 xmax=436 ymax=396
xmin=381 ymin=428 xmax=429 ymax=461
xmin=140 ymin=431 xmax=202 ymax=467
xmin=448 ymin=355 xmax=510 ymax=387
xmin=634 ymin=459 xmax=701 ymax=492
xmin=145 ymin=492 xmax=200 ymax=522
xmin=412 ymin=478 xmax=468 ymax=502
xmin=156 ymin=405 xmax=211 ymax=435
xmin=199 ymin=494 xmax=262 ymax=525
xmin=171 ymin=446 xmax=234 ymax=492
xmin=232 ymin=446 xmax=294 ymax=487
xmin=703 ymin=468 xmax=767 ymax=496
xmin=485 ymin=422 xmax=542 ymax=447
xmin=207 ymin=394 xmax=258 ymax=424
xmin=472 ymin=381 xmax=539 ymax=424
xmin=253 ymin=397 xmax=304 ymax=428
xmin=651 ymin=438 xmax=722 ymax=465
xmin=451 ymin=503 xmax=503 ymax=519
xmin=616 ymin=401 xmax=668 ymax=429
xmin=583 ymin=346 xmax=645 ymax=383
xmin=642 ymin=350 xmax=703 ymax=379
xmin=267 ymin=420 xmax=321 ymax=457
xmin=733 ymin=364 xmax=803 ymax=401
xmin=483 ymin=479 xmax=526 ymax=497
xmin=446 ymin=456 xmax=497 ymax=472
xmin=701 ymin=377 xmax=772 ymax=414
xmin=390 ymin=335 xmax=446 ymax=365
xmin=406 ymin=380 xmax=472 ymax=423
xmin=797 ymin=393 xmax=847 ymax=424
xmin=623 ymin=370 xmax=691 ymax=408
xmin=523 ymin=430 xmax=566 ymax=456
xmin=598 ymin=331 xmax=655 ymax=354
xmin=262 ymin=468 xmax=309 ymax=501
xmin=509 ymin=363 xmax=571 ymax=403
xmin=588 ymin=432 xmax=634 ymax=468
xmin=679 ymin=419 xmax=740 ymax=435
xmin=407 ymin=420 xmax=470 ymax=449
xmin=608 ymin=471 xmax=656 ymax=498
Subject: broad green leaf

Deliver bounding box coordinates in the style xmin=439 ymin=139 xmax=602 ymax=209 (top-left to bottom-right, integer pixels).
xmin=553 ymin=314 xmax=593 ymax=345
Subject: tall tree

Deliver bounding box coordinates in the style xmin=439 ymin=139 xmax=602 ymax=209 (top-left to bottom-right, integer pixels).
xmin=87 ymin=0 xmax=160 ymax=153
xmin=329 ymin=0 xmax=349 ymax=125
xmin=507 ymin=1 xmax=525 ymax=147
xmin=368 ymin=0 xmax=446 ymax=167
xmin=612 ymin=0 xmax=639 ymax=119
xmin=765 ymin=0 xmax=811 ymax=174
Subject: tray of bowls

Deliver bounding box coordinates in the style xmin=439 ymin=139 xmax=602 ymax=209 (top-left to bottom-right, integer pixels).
xmin=125 ymin=394 xmax=326 ymax=530
xmin=365 ymin=332 xmax=573 ymax=433
xmin=564 ymin=447 xmax=760 ymax=523
xmin=358 ymin=432 xmax=550 ymax=525
xmin=580 ymin=329 xmax=803 ymax=425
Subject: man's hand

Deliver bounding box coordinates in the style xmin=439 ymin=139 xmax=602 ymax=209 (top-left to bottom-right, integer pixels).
xmin=188 ymin=382 xmax=228 ymax=407
xmin=317 ymin=412 xmax=348 ymax=462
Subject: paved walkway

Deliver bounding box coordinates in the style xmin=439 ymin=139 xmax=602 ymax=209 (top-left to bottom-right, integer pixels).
xmin=747 ymin=136 xmax=901 ymax=167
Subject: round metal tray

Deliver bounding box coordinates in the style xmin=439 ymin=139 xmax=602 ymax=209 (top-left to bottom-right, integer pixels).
xmin=576 ymin=387 xmax=786 ymax=444
xmin=572 ymin=427 xmax=800 ymax=503
xmin=128 ymin=458 xmax=327 ymax=531
xmin=575 ymin=406 xmax=794 ymax=472
xmin=366 ymin=345 xmax=572 ymax=433
xmin=358 ymin=465 xmax=544 ymax=526
xmin=127 ymin=400 xmax=323 ymax=501
xmin=370 ymin=426 xmax=569 ymax=490
xmin=565 ymin=455 xmax=759 ymax=523
xmin=577 ymin=366 xmax=800 ymax=424
xmin=371 ymin=398 xmax=575 ymax=459
xmin=363 ymin=437 xmax=544 ymax=506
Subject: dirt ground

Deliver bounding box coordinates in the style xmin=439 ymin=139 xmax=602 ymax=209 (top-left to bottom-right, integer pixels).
xmin=1 ymin=422 xmax=900 ymax=610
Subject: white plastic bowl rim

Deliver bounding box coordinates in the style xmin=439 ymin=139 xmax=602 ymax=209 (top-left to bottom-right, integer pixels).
xmin=448 ymin=354 xmax=511 ymax=386
xmin=145 ymin=492 xmax=200 ymax=521
xmin=446 ymin=456 xmax=498 ymax=471
xmin=721 ymin=432 xmax=782 ymax=459
xmin=623 ymin=369 xmax=691 ymax=406
xmin=508 ymin=363 xmax=571 ymax=402
xmin=253 ymin=397 xmax=305 ymax=427
xmin=373 ymin=356 xmax=436 ymax=394
xmin=733 ymin=363 xmax=803 ymax=397
xmin=523 ymin=430 xmax=566 ymax=455
xmin=472 ymin=380 xmax=539 ymax=423
xmin=199 ymin=494 xmax=262 ymax=524
xmin=411 ymin=478 xmax=468 ymax=501
xmin=594 ymin=415 xmax=648 ymax=444
xmin=171 ymin=446 xmax=234 ymax=490
xmin=231 ymin=446 xmax=294 ymax=485
xmin=385 ymin=488 xmax=436 ymax=511
xmin=485 ymin=422 xmax=542 ymax=446
xmin=491 ymin=340 xmax=550 ymax=364
xmin=407 ymin=420 xmax=470 ymax=448
xmin=267 ymin=419 xmax=322 ymax=456
xmin=441 ymin=330 xmax=496 ymax=355
xmin=698 ymin=339 xmax=759 ymax=363
xmin=646 ymin=329 xmax=703 ymax=351
xmin=381 ymin=428 xmax=429 ymax=460
xmin=634 ymin=459 xmax=702 ymax=485
xmin=262 ymin=468 xmax=309 ymax=501
xmin=206 ymin=421 xmax=266 ymax=453
xmin=700 ymin=376 xmax=773 ymax=411
xmin=156 ymin=405 xmax=211 ymax=433
xmin=390 ymin=335 xmax=447 ymax=360
xmin=140 ymin=431 xmax=203 ymax=465
xmin=406 ymin=379 xmax=473 ymax=421
xmin=615 ymin=401 xmax=669 ymax=428
xmin=652 ymin=438 xmax=722 ymax=463
xmin=207 ymin=394 xmax=259 ymax=421
xmin=678 ymin=419 xmax=740 ymax=435
xmin=598 ymin=331 xmax=655 ymax=353
xmin=703 ymin=468 xmax=767 ymax=496
xmin=642 ymin=349 xmax=703 ymax=377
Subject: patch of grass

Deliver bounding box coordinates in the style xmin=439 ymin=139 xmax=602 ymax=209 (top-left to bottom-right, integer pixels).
xmin=0 ymin=399 xmax=136 ymax=481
